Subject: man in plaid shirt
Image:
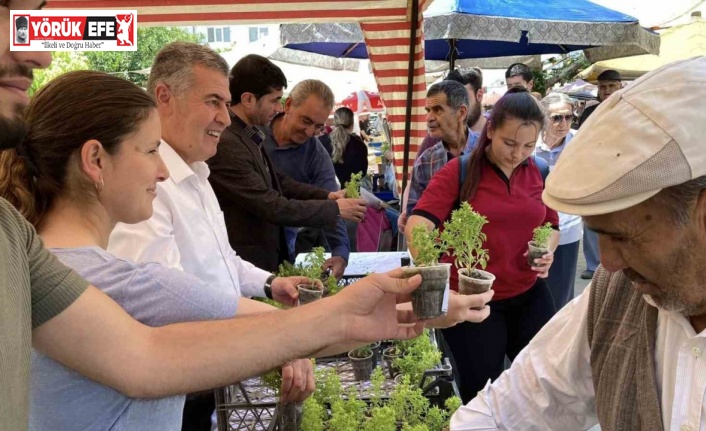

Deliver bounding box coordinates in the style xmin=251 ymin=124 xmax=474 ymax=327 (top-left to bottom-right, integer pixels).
xmin=406 ymin=80 xmax=478 ymax=215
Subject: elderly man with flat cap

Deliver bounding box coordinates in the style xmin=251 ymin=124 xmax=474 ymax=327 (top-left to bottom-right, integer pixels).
xmin=451 ymin=56 xmax=706 ymax=431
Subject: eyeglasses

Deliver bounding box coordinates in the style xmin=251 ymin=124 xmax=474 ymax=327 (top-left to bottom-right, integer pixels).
xmin=550 ymin=114 xmax=574 ymax=124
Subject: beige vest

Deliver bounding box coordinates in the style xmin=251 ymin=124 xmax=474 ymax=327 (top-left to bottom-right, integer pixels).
xmin=587 ymin=267 xmax=664 ymax=430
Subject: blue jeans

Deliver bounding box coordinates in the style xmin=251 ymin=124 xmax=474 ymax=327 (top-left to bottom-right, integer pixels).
xmin=546 ymin=240 xmax=580 ymax=310
xmin=384 ymin=208 xmax=399 ymax=237
xmin=582 ymin=224 xmax=600 ymax=272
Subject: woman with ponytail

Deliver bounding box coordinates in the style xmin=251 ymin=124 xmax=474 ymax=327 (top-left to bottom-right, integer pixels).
xmin=0 ymin=71 xmax=246 ymax=430
xmin=329 ymin=106 xmax=368 ymax=186
xmin=405 ymin=88 xmax=560 ymax=403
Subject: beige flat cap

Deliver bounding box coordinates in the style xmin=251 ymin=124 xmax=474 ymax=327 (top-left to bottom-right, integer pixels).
xmin=543 ymin=56 xmax=706 ymax=216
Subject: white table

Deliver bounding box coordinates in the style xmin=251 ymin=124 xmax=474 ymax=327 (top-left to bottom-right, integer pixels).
xmin=295 ymin=251 xmax=409 ymax=277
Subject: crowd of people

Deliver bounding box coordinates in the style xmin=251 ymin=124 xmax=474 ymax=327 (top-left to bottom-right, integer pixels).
xmin=1 ymin=2 xmax=706 ymax=430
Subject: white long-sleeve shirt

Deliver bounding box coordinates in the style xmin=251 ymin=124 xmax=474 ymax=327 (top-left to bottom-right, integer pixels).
xmin=451 ymin=285 xmax=706 ymax=431
xmin=108 ymin=141 xmax=270 ymax=299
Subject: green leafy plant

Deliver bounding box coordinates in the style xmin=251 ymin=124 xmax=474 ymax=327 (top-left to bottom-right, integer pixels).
xmin=402 ymin=424 xmax=431 ymax=431
xmin=388 ymin=375 xmax=429 ymax=425
xmin=301 ymin=397 xmax=326 ymax=431
xmin=329 ymin=399 xmax=359 ymax=431
xmin=362 ymin=406 xmax=396 ymax=431
xmin=441 ymin=202 xmax=490 ymax=273
xmin=343 ymin=386 xmax=367 ymax=426
xmin=409 ymin=225 xmax=444 ymax=267
xmin=369 ymin=367 xmax=386 ymax=408
xmin=393 ymin=329 xmax=442 ymax=385
xmin=324 ymin=272 xmax=342 ymax=296
xmin=349 ymin=346 xmax=372 ymax=359
xmin=444 ymin=396 xmax=462 ymax=416
xmin=313 ymin=367 xmax=343 ymax=407
xmin=302 ymin=246 xmax=327 ymax=286
xmin=261 ymin=368 xmax=282 ymax=394
xmin=425 ymin=406 xmax=448 ymax=431
xmin=277 ymin=246 xmax=327 ymax=288
xmin=344 ymin=172 xmax=363 ymax=198
xmin=380 ymin=141 xmax=391 ymax=160
xmin=532 ymin=222 xmax=553 ymax=248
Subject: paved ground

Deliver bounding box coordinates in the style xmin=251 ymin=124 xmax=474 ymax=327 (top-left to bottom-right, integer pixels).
xmin=573 ymin=239 xmax=593 ymax=299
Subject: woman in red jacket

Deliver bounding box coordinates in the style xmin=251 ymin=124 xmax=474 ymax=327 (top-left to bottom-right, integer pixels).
xmin=405 ymin=88 xmax=560 ymax=402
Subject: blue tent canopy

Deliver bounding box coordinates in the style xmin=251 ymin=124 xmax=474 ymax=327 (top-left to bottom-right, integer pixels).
xmin=424 ymin=0 xmax=637 ymax=22
xmin=281 ymin=0 xmax=659 ymax=64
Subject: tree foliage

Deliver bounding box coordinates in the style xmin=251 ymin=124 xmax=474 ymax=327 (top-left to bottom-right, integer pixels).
xmin=83 ymin=27 xmax=204 ymax=88
xmin=30 ymin=51 xmax=89 ymax=95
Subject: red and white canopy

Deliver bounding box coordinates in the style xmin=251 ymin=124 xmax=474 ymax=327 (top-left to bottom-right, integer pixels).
xmin=47 ymin=0 xmax=412 ymax=25
xmin=339 ymin=90 xmax=384 ymax=113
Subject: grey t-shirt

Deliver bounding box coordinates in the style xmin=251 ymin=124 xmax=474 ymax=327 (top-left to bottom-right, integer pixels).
xmin=30 ymin=247 xmax=238 ymax=431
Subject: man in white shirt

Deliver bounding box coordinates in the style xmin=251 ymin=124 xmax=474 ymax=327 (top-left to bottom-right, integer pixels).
xmin=452 ymin=57 xmax=706 ymax=431
xmin=107 ymin=41 xmax=315 ymax=430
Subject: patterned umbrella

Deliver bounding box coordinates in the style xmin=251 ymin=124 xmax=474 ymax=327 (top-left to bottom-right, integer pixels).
xmin=281 ymin=0 xmax=660 ymax=66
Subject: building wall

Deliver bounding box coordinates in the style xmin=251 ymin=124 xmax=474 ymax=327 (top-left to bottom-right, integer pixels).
xmin=182 ymin=24 xmax=279 ymax=51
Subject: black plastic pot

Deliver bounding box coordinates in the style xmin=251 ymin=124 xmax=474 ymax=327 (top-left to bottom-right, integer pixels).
xmin=369 ymin=341 xmax=382 ymax=369
xmin=402 ymin=264 xmax=450 ymax=319
xmin=348 ymin=348 xmax=374 ymax=381
xmin=276 ymin=401 xmax=302 ymax=431
xmin=382 ymin=346 xmax=401 ymax=379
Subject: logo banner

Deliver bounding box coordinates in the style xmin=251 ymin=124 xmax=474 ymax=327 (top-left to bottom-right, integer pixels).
xmin=11 ymin=10 xmax=137 ymax=51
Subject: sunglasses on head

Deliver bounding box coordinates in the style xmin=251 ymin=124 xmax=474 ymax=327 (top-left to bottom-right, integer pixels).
xmin=550 ymin=114 xmax=574 ymax=124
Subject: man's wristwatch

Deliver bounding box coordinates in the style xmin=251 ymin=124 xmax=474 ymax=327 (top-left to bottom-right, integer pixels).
xmin=263 ymin=274 xmax=276 ymax=299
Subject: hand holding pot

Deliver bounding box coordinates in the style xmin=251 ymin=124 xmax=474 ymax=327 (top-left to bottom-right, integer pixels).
xmin=271 ymin=276 xmax=308 ymax=306
xmin=427 ymin=290 xmax=494 ymax=328
xmin=279 ymin=358 xmax=315 ymax=403
xmin=524 ymin=250 xmax=555 ymax=278
xmin=335 ymin=268 xmax=426 ymax=343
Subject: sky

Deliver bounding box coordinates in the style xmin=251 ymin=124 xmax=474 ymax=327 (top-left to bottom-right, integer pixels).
xmin=590 ymin=0 xmax=704 ymax=27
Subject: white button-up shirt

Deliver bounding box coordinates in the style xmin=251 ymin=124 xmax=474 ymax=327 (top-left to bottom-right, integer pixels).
xmin=451 ymin=285 xmax=706 ymax=431
xmin=109 ymin=140 xmax=270 ymax=300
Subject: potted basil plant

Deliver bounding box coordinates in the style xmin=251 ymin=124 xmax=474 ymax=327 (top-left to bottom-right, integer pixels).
xmin=440 ymin=202 xmax=495 ymax=294
xmin=403 ymin=225 xmax=449 ymax=320
xmin=528 ymin=222 xmax=553 ymax=268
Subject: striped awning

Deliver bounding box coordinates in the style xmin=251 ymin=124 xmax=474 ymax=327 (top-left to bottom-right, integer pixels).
xmin=361 ymin=12 xmax=428 ymax=183
xmin=47 ymin=0 xmax=428 ymax=187
xmin=46 ymin=0 xmax=412 ymax=25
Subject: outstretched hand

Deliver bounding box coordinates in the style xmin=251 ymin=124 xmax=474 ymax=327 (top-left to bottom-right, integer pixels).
xmin=334 ymin=268 xmax=425 ymax=343
xmin=423 ymin=289 xmax=494 ymax=329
